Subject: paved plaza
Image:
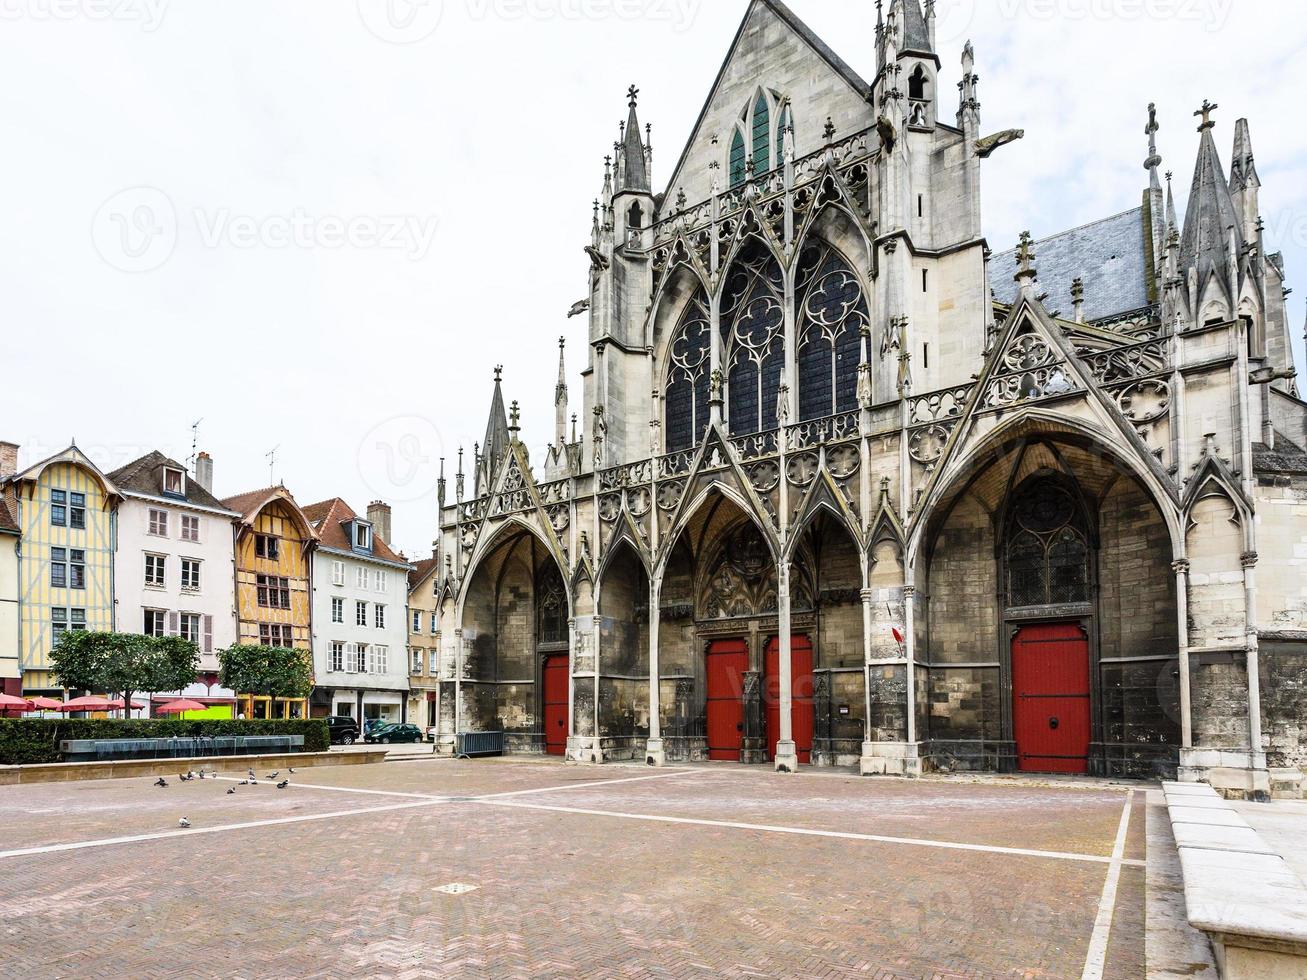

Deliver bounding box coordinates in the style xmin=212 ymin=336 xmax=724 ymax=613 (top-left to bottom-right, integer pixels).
xmin=0 ymin=759 xmax=1147 ymax=978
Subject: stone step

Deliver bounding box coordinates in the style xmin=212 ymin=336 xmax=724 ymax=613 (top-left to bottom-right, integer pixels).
xmin=1269 ymin=767 xmax=1304 ymax=801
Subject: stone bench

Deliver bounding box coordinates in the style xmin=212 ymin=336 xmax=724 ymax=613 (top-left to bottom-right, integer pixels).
xmin=1163 ymin=781 xmax=1307 ymax=978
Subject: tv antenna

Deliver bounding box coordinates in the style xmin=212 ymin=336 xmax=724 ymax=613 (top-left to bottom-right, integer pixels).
xmin=266 ymin=445 xmax=280 ymax=485
xmin=187 ymin=418 xmax=204 ymax=471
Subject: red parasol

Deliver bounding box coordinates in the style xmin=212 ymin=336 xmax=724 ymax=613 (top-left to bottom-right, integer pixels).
xmin=27 ymin=696 xmax=64 ymax=710
xmin=57 ymin=696 xmax=115 ymax=712
xmin=105 ymin=699 xmax=147 ymax=710
xmin=0 ymin=693 xmax=33 ymax=710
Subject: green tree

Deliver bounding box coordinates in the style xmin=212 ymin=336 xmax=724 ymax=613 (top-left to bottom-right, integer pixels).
xmin=51 ymin=632 xmax=200 ymax=713
xmin=217 ymin=645 xmax=314 ymax=703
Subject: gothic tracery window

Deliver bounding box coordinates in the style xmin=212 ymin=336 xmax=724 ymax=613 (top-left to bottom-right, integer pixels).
xmin=536 ymin=564 xmax=568 ymax=646
xmin=796 ymin=240 xmax=868 ymax=421
xmin=751 ymin=91 xmax=771 ymax=175
xmin=664 ymin=287 xmax=712 ymax=453
xmin=730 ymin=130 xmax=746 ymax=189
xmin=722 ymin=239 xmax=785 ymax=436
xmin=1005 ymin=480 xmax=1091 ymax=607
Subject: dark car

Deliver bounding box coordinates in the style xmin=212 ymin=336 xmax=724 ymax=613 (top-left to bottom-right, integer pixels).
xmin=366 ymin=723 xmax=423 ymax=744
xmin=325 ymin=716 xmax=360 ymax=746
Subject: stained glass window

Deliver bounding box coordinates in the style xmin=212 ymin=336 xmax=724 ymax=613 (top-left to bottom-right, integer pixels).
xmin=664 ymin=288 xmax=712 ymax=453
xmin=1005 ymin=481 xmax=1090 ymax=607
xmin=752 ymin=92 xmax=771 ymax=175
xmin=722 ymin=240 xmax=785 ymax=436
xmin=795 ymin=241 xmax=869 ymax=421
xmin=730 ymin=130 xmax=746 ymax=189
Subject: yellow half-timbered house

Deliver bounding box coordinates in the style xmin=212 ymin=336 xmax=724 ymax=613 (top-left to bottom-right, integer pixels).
xmin=222 ymin=485 xmax=317 ymax=718
xmin=0 ymin=444 xmax=119 ymax=696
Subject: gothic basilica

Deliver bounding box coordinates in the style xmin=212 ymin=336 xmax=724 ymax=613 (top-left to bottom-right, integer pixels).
xmin=430 ymin=0 xmax=1307 ymax=797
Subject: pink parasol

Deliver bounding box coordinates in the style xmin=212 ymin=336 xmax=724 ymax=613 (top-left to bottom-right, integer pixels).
xmin=155 ymin=699 xmax=209 ymax=716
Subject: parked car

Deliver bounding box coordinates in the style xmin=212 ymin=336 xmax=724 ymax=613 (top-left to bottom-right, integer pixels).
xmin=325 ymin=716 xmax=360 ymax=746
xmin=364 ymin=718 xmax=391 ymax=736
xmin=366 ymin=723 xmax=424 ymax=744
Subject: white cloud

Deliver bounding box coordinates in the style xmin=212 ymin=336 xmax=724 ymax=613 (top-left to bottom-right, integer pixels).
xmin=1 ymin=0 xmax=1303 ymax=556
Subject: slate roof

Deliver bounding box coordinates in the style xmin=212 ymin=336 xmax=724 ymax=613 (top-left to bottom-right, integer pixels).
xmin=108 ymin=450 xmax=233 ymax=513
xmin=1254 ymin=434 xmax=1307 ymax=475
xmin=303 ymin=497 xmax=406 ymax=565
xmin=409 ymin=556 xmax=440 ymax=593
xmin=990 ymin=208 xmax=1150 ymax=323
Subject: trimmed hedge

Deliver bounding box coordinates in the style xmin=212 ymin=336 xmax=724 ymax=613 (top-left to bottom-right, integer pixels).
xmin=0 ymin=719 xmax=331 ymax=766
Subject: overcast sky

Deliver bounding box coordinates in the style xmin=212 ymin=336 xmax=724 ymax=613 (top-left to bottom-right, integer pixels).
xmin=2 ymin=0 xmax=1304 ymax=558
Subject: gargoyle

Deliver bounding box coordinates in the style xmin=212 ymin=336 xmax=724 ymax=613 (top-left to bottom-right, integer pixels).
xmin=975 ymin=129 xmax=1025 ymax=159
xmin=876 ymin=115 xmax=897 ymax=156
xmin=567 ymin=299 xmax=590 ymax=319
xmin=584 ymin=245 xmax=610 ymax=272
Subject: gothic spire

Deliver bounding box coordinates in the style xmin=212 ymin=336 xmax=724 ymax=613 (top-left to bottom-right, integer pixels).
xmin=892 ymin=0 xmax=933 ymax=55
xmin=1144 ymin=102 xmax=1162 ymax=192
xmin=478 ymin=365 xmax=510 ymax=495
xmin=554 ymin=337 xmax=569 ymax=447
xmin=618 ymin=84 xmax=650 ymax=194
xmin=1179 ymin=101 xmax=1241 ymax=294
xmin=1230 ymin=117 xmax=1260 ymax=192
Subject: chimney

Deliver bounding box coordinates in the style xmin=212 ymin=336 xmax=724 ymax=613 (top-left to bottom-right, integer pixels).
xmin=367 ymin=500 xmax=392 ymax=545
xmin=0 ymin=442 xmax=18 ymax=481
xmin=194 ymin=452 xmax=214 ymax=493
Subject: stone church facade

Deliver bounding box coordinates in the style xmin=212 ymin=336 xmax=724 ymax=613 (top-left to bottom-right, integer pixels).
xmin=431 ymin=0 xmax=1307 ymax=797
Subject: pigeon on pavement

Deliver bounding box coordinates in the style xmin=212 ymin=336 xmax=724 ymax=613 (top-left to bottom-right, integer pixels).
xmin=277 ymin=780 xmax=289 ymax=790
xmin=227 ymin=787 xmax=237 ymax=795
xmin=178 ymin=817 xmax=191 ymax=829
xmin=155 ymin=778 xmax=168 ymax=788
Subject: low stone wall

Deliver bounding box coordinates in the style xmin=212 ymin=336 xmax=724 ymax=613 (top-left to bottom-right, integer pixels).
xmin=0 ymin=749 xmax=387 ymax=785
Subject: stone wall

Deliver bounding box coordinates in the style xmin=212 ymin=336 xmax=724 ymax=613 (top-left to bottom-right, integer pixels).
xmin=1261 ymin=640 xmax=1307 ymax=770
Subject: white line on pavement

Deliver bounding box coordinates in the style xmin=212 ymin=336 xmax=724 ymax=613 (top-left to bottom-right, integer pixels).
xmin=1081 ymin=789 xmax=1136 ymax=980
xmin=473 ymin=767 xmax=704 ymax=800
xmin=0 ymin=799 xmax=444 ymax=861
xmin=474 ymin=797 xmax=1146 ymax=867
xmin=212 ymin=776 xmax=439 ymax=800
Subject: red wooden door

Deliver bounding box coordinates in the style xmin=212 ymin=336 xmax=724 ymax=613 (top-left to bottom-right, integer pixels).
xmin=543 ymin=654 xmax=570 ymax=757
xmin=765 ymin=636 xmax=814 ymax=765
xmin=706 ymin=640 xmax=749 ymax=762
xmin=1012 ymin=623 xmax=1091 ymax=774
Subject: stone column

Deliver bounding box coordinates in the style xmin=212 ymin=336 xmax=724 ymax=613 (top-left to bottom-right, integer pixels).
xmin=860 ymin=587 xmax=875 ymax=760
xmin=646 ymin=579 xmax=665 ymax=766
xmin=453 ymin=627 xmax=464 ymax=737
xmin=903 ymin=585 xmax=917 ymax=746
xmin=774 ymin=560 xmax=799 ymax=772
xmin=1241 ymin=552 xmax=1265 ymax=773
xmin=1172 ymin=559 xmax=1193 ymax=749
xmin=592 ymin=613 xmax=604 ymax=763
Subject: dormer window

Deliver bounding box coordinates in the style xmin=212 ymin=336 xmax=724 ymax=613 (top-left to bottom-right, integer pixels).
xmin=163 ymin=467 xmax=185 ymax=497
xmin=353 ymin=521 xmax=373 ymax=553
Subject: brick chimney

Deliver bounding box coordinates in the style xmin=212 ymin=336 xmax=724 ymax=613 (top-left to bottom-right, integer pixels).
xmin=194 ymin=452 xmax=213 ymax=493
xmin=0 ymin=442 xmax=18 ymax=481
xmin=367 ymin=500 xmax=392 ymax=545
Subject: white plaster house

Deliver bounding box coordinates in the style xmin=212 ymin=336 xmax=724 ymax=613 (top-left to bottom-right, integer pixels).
xmin=108 ymin=451 xmax=240 ymax=705
xmin=304 ymin=498 xmax=412 ymax=724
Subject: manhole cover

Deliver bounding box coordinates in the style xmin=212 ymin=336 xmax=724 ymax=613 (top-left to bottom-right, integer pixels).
xmin=434 ymin=883 xmax=479 ymax=895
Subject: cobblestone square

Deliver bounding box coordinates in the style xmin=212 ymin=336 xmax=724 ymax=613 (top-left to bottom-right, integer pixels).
xmin=0 ymin=759 xmax=1144 ymax=978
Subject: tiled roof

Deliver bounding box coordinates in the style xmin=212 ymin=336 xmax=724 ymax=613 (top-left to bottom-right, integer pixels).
xmin=990 ymin=208 xmax=1150 ymax=323
xmin=221 ymin=486 xmax=287 ymax=519
xmin=303 ymin=497 xmax=406 ymax=565
xmin=108 ymin=451 xmax=232 ymax=513
xmin=1254 ymin=435 xmax=1307 ymax=475
xmin=0 ymin=494 xmax=17 ymax=534
xmin=409 ymin=556 xmax=440 ymax=592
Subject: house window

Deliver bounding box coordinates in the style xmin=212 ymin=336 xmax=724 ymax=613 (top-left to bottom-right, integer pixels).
xmin=354 ymin=523 xmax=372 ymax=551
xmin=69 ymin=550 xmax=85 ymax=589
xmin=412 ymin=648 xmax=423 ymax=675
xmin=50 ymin=490 xmax=67 ymax=527
xmin=356 ymin=601 xmax=368 ymax=627
xmin=356 ymin=566 xmax=368 ymax=589
xmin=71 ymin=608 xmax=86 ymax=630
xmin=374 ymin=645 xmax=388 ymax=674
xmin=431 ymin=614 xmax=438 ymax=635
xmin=145 ymin=554 xmax=166 ymax=588
xmin=375 ymin=604 xmax=386 ymax=630
xmin=330 ymin=642 xmax=345 ymax=673
xmin=258 ymin=623 xmax=293 ymax=647
xmin=412 ymin=610 xmax=422 ymax=634
xmin=163 ymin=468 xmax=185 ymax=496
xmin=52 ymin=607 xmax=68 ymax=639
xmin=69 ymin=493 xmax=86 ymax=529
xmin=181 ymin=515 xmax=200 ymax=542
xmin=51 ymin=547 xmax=68 ymax=588
xmin=256 ymin=574 xmax=291 ymax=609
xmin=179 ymin=613 xmax=201 ymax=644
xmin=354 ymin=643 xmax=368 ymax=673
xmin=332 ymin=561 xmax=345 ymax=587
xmin=375 ymin=569 xmax=388 ymax=593
xmin=181 ymin=559 xmax=201 ymax=592
xmin=255 ymin=535 xmax=280 ymax=561
xmin=332 ymin=597 xmax=344 ymax=624
xmin=143 ymin=609 xmax=165 ymax=637
xmin=148 ymin=508 xmax=168 ymax=536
